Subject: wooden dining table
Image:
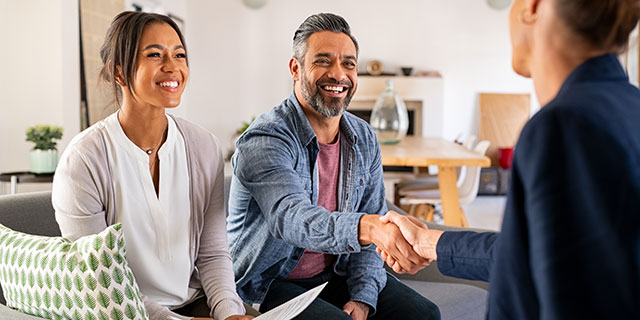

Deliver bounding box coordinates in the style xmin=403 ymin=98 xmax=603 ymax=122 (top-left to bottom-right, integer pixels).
xmin=380 ymin=136 xmax=491 ymax=227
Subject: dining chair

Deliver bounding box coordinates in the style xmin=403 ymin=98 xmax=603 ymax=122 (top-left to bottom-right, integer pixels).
xmin=398 ymin=140 xmax=491 ymax=223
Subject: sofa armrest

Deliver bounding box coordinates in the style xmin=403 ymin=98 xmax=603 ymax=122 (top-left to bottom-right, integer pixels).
xmin=0 ymin=304 xmax=46 ymax=320
xmin=385 ymin=200 xmax=490 ymax=290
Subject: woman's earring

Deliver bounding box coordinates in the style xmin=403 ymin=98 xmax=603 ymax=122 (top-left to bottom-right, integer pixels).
xmin=519 ymin=9 xmax=538 ymax=25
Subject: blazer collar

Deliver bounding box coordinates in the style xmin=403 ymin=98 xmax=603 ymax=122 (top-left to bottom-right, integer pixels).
xmin=557 ymin=53 xmax=628 ymax=97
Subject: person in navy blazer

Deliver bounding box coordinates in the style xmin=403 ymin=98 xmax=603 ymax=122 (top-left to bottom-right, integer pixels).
xmin=377 ymin=0 xmax=640 ymax=318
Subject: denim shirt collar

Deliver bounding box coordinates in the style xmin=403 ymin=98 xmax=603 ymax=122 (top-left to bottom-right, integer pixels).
xmin=286 ymin=92 xmax=358 ymax=148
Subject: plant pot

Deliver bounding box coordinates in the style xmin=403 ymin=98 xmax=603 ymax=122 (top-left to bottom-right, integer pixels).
xmin=29 ymin=149 xmax=58 ymax=174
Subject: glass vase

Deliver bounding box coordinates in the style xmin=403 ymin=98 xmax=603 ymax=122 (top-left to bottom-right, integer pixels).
xmin=369 ymin=80 xmax=409 ymax=144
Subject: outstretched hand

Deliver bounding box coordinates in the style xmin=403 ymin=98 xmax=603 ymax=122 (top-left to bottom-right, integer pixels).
xmin=359 ymin=214 xmax=431 ymax=274
xmin=376 ymin=211 xmax=443 ymax=273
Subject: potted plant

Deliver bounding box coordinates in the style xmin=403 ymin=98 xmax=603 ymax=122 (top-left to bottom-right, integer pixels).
xmin=25 ymin=125 xmax=63 ymax=174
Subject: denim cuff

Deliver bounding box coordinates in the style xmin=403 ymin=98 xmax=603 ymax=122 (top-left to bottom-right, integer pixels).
xmin=349 ymin=283 xmax=380 ymax=316
xmin=338 ymin=212 xmax=366 ymax=253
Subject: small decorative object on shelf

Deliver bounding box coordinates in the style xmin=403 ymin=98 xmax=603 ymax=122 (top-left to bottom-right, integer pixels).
xmin=401 ymin=66 xmax=413 ymax=76
xmin=367 ymin=60 xmax=383 ymax=76
xmin=25 ymin=125 xmax=63 ymax=174
xmin=369 ymin=80 xmax=409 ymax=144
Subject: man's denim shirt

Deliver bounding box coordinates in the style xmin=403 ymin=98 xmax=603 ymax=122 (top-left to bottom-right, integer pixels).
xmin=227 ymin=93 xmax=388 ymax=312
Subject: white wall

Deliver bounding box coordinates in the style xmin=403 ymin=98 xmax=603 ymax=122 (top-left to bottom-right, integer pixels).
xmin=182 ymin=0 xmax=537 ymax=156
xmin=0 ymin=0 xmax=80 ymax=176
xmin=0 ymin=0 xmax=537 ymax=178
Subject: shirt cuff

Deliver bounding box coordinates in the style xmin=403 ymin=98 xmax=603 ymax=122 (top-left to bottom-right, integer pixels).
xmin=349 ymin=283 xmax=380 ymax=316
xmin=213 ymin=299 xmax=247 ymax=320
xmin=337 ymin=212 xmax=366 ymax=253
xmin=435 ymin=231 xmax=457 ymax=276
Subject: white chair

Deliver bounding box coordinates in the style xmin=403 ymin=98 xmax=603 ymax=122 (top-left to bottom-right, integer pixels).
xmin=399 ymin=140 xmax=491 ymax=223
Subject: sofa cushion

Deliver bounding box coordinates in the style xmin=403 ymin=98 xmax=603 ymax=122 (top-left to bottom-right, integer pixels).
xmin=0 ymin=223 xmax=148 ymax=320
xmin=0 ymin=192 xmax=59 ymax=305
xmin=401 ymin=279 xmax=488 ymax=320
xmin=0 ymin=192 xmax=59 ymax=238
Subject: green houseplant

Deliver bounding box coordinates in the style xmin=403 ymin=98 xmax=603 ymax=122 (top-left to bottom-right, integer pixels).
xmin=25 ymin=125 xmax=63 ymax=173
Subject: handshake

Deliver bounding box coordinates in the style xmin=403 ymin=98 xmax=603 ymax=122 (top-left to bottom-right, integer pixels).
xmin=359 ymin=211 xmax=444 ymax=274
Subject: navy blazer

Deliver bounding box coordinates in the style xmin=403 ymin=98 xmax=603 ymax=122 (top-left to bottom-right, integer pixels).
xmin=436 ymin=54 xmax=640 ymax=319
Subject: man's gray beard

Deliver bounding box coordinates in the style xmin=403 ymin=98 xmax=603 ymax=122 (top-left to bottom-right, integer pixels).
xmin=300 ymin=75 xmax=352 ymax=118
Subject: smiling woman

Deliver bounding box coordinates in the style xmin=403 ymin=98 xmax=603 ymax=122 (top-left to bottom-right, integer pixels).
xmin=51 ymin=11 xmax=253 ymax=320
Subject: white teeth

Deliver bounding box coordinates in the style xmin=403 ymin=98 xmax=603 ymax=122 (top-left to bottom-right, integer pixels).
xmin=323 ymin=85 xmax=344 ymax=92
xmin=160 ymin=81 xmax=178 ymax=88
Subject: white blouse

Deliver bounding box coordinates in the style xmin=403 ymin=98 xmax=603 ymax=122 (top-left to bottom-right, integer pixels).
xmin=103 ymin=113 xmax=196 ymax=307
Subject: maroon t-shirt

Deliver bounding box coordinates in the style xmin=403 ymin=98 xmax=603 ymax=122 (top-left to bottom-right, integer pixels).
xmin=287 ymin=133 xmax=340 ymax=279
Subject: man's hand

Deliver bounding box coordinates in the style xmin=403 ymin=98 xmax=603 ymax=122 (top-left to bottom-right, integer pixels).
xmin=343 ymin=301 xmax=369 ymax=320
xmin=376 ymin=211 xmax=444 ymax=273
xmin=359 ymin=213 xmax=430 ymax=274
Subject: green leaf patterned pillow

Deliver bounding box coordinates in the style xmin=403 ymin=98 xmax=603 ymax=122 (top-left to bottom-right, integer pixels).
xmin=0 ymin=223 xmax=149 ymax=320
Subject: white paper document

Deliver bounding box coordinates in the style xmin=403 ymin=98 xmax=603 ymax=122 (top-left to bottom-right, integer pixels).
xmin=255 ymin=282 xmax=328 ymax=320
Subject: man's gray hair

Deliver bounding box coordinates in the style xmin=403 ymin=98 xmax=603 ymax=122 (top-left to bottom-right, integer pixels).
xmin=292 ymin=13 xmax=359 ymax=63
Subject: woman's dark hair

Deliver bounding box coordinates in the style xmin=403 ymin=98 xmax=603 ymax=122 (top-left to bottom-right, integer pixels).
xmin=555 ymin=0 xmax=640 ymax=51
xmin=99 ymin=11 xmax=187 ymax=104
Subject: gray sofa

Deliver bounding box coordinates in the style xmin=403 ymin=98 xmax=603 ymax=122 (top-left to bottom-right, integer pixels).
xmin=0 ymin=191 xmax=489 ymax=319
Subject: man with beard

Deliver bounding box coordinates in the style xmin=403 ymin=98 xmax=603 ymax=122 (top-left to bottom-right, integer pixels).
xmin=227 ymin=13 xmax=440 ymax=320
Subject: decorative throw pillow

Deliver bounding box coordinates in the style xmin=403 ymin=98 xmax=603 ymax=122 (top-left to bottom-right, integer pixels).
xmin=0 ymin=223 xmax=149 ymax=320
